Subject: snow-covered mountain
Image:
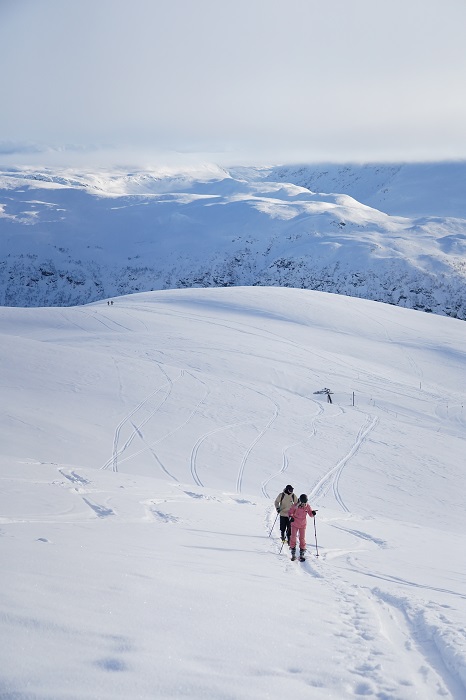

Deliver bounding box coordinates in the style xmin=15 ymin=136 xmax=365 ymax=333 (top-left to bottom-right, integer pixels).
xmin=1 ymin=162 xmax=465 ymax=318
xmin=1 ymin=286 xmax=466 ymax=698
xmin=269 ymin=161 xmax=466 ymax=218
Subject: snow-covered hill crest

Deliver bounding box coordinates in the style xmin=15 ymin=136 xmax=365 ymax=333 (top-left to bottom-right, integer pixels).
xmin=1 ymin=163 xmax=465 ymax=318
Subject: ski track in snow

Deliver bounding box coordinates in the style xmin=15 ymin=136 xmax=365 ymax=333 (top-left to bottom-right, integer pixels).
xmin=347 ymin=556 xmax=466 ymax=602
xmin=265 ymin=404 xmax=466 ymax=700
xmin=120 ymin=304 xmax=325 ymax=495
xmin=100 ymin=365 xmax=182 ymax=472
xmin=58 ymin=310 xmax=91 ymax=334
xmin=124 ymin=302 xmax=306 ymax=494
xmin=75 ymin=308 xmax=135 ymax=333
xmin=260 ymin=402 xmax=323 ymax=497
xmin=268 ymin=509 xmax=465 ymax=699
xmin=309 ymin=412 xmax=379 ymax=512
xmin=236 ymin=387 xmax=280 ymax=495
xmin=118 ymin=370 xmax=212 ymax=478
xmin=94 ymin=301 xmax=408 ymax=506
xmin=189 ymin=418 xmax=253 ymax=487
xmin=99 ymin=303 xmax=382 ymax=504
xmin=116 ymin=303 xmax=408 ymax=508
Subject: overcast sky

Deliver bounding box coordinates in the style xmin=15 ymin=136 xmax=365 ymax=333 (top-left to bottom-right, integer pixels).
xmin=1 ymin=0 xmax=466 ymax=166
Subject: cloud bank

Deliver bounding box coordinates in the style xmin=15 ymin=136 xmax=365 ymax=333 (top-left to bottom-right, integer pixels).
xmin=1 ymin=0 xmax=466 ymax=165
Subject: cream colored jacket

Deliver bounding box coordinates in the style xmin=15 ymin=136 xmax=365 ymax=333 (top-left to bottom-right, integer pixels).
xmin=274 ymin=491 xmax=297 ymax=516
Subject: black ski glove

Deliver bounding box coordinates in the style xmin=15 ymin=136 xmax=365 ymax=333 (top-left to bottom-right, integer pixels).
xmin=276 ymin=508 xmax=280 ymax=513
xmin=289 ymin=517 xmax=294 ymax=522
xmin=312 ymin=510 xmax=317 ymax=516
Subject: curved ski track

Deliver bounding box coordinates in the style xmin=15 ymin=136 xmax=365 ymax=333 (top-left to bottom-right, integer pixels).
xmin=260 ymin=402 xmax=323 ymax=498
xmin=101 ymin=365 xmax=183 ymax=472
xmin=104 ymin=369 xmax=213 ymax=479
xmin=309 ymin=412 xmax=379 ymax=512
xmin=236 ymin=396 xmax=280 ymax=494
xmin=189 ymin=418 xmax=254 ymax=487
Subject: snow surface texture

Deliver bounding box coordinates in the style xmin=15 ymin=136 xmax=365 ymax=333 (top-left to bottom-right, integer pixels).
xmin=1 ymin=286 xmax=466 ymax=699
xmin=0 ymin=162 xmax=465 ymax=318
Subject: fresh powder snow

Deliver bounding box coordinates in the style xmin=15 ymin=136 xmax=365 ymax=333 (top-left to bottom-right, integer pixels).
xmin=1 ymin=286 xmax=465 ymax=699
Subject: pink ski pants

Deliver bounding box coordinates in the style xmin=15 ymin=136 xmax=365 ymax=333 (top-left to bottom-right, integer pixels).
xmin=290 ymin=524 xmax=306 ymax=550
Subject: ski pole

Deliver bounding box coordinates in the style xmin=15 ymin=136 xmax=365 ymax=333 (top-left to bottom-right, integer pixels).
xmin=313 ymin=513 xmax=319 ymax=557
xmin=269 ymin=510 xmax=279 ymax=537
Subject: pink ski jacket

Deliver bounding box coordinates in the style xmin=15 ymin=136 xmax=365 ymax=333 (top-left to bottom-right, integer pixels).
xmin=288 ymin=503 xmax=314 ymax=527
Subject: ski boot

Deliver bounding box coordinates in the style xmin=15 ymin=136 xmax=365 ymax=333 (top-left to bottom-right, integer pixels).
xmin=299 ymin=549 xmax=306 ymax=562
xmin=290 ymin=547 xmax=296 ymax=561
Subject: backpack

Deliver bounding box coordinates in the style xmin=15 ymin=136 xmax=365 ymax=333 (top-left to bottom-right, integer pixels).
xmin=280 ymin=491 xmax=297 ymax=505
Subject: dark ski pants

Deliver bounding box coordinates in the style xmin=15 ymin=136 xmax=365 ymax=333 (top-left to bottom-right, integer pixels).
xmin=279 ymin=515 xmax=291 ymax=541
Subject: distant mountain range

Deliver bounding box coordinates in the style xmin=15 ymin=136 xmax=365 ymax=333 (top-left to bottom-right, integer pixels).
xmin=1 ymin=162 xmax=465 ymax=318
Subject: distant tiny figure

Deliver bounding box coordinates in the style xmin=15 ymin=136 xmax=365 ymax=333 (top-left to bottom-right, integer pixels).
xmin=274 ymin=485 xmax=297 ymax=545
xmin=288 ymin=494 xmax=316 ymax=561
xmin=107 ymin=301 xmax=110 ymax=306
xmin=110 ymin=300 xmax=114 ymax=305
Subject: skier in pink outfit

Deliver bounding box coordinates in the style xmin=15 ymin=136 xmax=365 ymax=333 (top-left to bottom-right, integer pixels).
xmin=288 ymin=494 xmax=316 ymax=561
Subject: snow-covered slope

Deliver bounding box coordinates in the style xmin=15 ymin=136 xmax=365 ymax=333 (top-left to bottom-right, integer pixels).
xmin=1 ymin=287 xmax=465 ymax=698
xmin=269 ymin=161 xmax=466 ymax=218
xmin=1 ymin=163 xmax=465 ymax=318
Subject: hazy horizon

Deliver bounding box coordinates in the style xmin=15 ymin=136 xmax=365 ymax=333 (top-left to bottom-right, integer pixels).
xmin=1 ymin=0 xmax=466 ymax=167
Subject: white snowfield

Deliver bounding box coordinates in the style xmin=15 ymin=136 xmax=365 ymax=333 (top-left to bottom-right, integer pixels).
xmin=1 ymin=286 xmax=465 ymax=699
